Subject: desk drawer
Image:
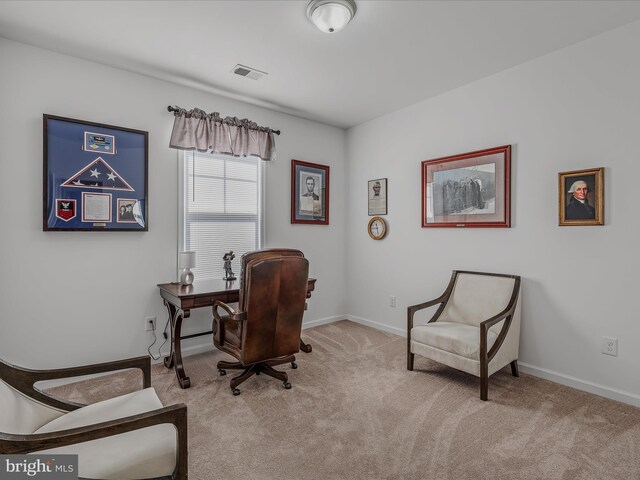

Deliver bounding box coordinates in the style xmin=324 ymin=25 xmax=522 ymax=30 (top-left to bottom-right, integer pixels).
xmin=193 ymin=295 xmax=224 ymax=307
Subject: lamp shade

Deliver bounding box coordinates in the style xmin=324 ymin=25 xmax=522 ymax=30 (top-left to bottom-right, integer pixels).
xmin=178 ymin=251 xmax=196 ymax=269
xmin=307 ymin=0 xmax=356 ymax=33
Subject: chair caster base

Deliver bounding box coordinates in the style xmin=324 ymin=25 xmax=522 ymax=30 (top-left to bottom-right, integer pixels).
xmin=283 ymin=382 xmax=292 ymax=389
xmin=219 ymin=369 xmax=226 ymax=376
xmin=232 ymin=388 xmax=240 ymax=396
xmin=291 ymin=361 xmax=298 ymax=369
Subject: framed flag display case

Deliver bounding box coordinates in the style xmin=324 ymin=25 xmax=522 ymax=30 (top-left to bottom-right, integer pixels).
xmin=43 ymin=115 xmax=148 ymax=231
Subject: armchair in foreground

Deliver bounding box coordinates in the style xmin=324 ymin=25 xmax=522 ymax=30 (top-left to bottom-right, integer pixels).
xmin=407 ymin=270 xmax=521 ymax=401
xmin=0 ymin=356 xmax=187 ymax=479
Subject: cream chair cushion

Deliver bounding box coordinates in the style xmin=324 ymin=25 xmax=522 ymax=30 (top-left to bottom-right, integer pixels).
xmin=411 ymin=322 xmax=498 ymax=360
xmin=0 ymin=379 xmax=64 ymax=434
xmin=35 ymin=388 xmax=176 ymax=480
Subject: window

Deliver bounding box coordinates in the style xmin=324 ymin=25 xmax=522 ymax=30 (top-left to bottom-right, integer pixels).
xmin=179 ymin=151 xmax=263 ymax=281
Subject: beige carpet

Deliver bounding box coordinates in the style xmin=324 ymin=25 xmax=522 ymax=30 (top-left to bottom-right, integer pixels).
xmin=51 ymin=320 xmax=640 ymax=480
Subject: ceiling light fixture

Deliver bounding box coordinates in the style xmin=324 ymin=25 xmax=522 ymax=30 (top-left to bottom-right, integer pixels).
xmin=306 ymin=0 xmax=357 ymax=34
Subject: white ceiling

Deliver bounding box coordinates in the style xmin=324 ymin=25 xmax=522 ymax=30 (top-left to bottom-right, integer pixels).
xmin=1 ymin=1 xmax=640 ymax=128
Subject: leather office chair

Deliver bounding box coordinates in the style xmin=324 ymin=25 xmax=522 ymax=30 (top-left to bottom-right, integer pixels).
xmin=0 ymin=356 xmax=187 ymax=479
xmin=213 ymin=248 xmax=309 ymax=395
xmin=407 ymin=271 xmax=521 ymax=401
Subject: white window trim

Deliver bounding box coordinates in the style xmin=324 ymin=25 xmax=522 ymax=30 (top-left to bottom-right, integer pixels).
xmin=177 ymin=150 xmax=266 ymax=282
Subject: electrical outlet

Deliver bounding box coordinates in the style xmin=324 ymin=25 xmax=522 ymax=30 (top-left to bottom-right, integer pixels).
xmin=602 ymin=336 xmax=618 ymax=356
xmin=145 ymin=316 xmax=156 ymax=332
xmin=389 ymin=295 xmax=397 ymax=307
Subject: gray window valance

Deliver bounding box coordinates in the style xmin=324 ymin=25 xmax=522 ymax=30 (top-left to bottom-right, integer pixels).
xmin=169 ymin=108 xmax=276 ymax=161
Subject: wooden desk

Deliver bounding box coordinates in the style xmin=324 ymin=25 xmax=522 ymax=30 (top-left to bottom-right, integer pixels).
xmin=157 ymin=278 xmax=316 ymax=389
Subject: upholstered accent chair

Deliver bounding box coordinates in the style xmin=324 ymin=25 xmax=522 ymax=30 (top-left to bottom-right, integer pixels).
xmin=0 ymin=356 xmax=187 ymax=479
xmin=213 ymin=248 xmax=309 ymax=395
xmin=407 ymin=271 xmax=522 ymax=401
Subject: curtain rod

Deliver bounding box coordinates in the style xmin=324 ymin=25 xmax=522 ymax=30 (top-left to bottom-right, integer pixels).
xmin=167 ymin=105 xmax=280 ymax=135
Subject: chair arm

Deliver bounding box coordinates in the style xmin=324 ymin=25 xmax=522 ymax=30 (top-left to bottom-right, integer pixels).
xmin=212 ymin=301 xmax=246 ymax=346
xmin=480 ymin=310 xmax=512 ymax=330
xmin=407 ymin=295 xmax=448 ymax=331
xmin=480 ymin=286 xmax=520 ymax=361
xmin=0 ymin=403 xmax=188 ymax=455
xmin=0 ymin=357 xmax=151 ymax=412
xmin=212 ymin=300 xmax=246 ymax=322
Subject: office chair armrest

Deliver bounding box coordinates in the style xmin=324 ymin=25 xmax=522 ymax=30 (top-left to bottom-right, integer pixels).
xmin=212 ymin=301 xmax=247 ymax=346
xmin=212 ymin=301 xmax=247 ymax=322
xmin=0 ymin=357 xmax=151 ymax=412
xmin=0 ymin=403 xmax=188 ymax=479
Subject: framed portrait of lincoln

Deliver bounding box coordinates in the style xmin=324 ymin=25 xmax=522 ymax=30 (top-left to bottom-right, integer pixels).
xmin=291 ymin=159 xmax=329 ymax=225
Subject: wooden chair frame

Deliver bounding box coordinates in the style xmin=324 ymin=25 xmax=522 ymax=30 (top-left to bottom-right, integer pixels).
xmin=0 ymin=356 xmax=187 ymax=480
xmin=407 ymin=270 xmax=521 ymax=401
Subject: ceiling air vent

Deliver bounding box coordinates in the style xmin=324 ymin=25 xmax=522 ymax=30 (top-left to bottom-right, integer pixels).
xmin=231 ymin=64 xmax=268 ymax=80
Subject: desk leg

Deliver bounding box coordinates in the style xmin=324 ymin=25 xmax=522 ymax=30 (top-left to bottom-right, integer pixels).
xmin=163 ymin=301 xmax=176 ymax=369
xmin=163 ymin=300 xmax=191 ymax=389
xmin=300 ymin=339 xmax=312 ymax=353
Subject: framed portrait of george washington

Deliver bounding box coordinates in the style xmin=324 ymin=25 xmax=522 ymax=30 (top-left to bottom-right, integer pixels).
xmin=422 ymin=145 xmax=511 ymax=228
xmin=558 ymin=167 xmax=604 ymax=226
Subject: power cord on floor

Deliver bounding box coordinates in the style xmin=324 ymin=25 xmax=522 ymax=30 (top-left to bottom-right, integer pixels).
xmin=147 ymin=317 xmax=171 ymax=361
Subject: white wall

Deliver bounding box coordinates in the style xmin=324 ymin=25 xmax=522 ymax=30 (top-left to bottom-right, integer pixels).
xmin=345 ymin=21 xmax=640 ymax=405
xmin=0 ymin=38 xmax=347 ymax=368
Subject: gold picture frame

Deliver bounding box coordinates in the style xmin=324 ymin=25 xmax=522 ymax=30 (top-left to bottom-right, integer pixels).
xmin=558 ymin=167 xmax=604 ymax=226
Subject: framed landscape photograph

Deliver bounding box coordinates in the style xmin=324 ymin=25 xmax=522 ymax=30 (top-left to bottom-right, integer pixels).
xmin=422 ymin=145 xmax=511 ymax=228
xmin=44 ymin=114 xmax=148 ymax=231
xmin=368 ymin=178 xmax=387 ymax=215
xmin=291 ymin=159 xmax=329 ymax=225
xmin=558 ymin=167 xmax=604 ymax=226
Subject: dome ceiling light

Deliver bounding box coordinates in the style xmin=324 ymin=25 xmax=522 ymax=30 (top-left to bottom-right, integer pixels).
xmin=306 ymin=0 xmax=357 ymax=34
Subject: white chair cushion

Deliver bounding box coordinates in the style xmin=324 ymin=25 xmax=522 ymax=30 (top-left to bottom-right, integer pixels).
xmin=0 ymin=379 xmax=64 ymax=434
xmin=35 ymin=388 xmax=176 ymax=480
xmin=411 ymin=322 xmax=498 ymax=360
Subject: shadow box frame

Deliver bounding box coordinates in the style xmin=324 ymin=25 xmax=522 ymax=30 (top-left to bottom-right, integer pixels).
xmin=43 ymin=114 xmax=149 ymax=232
xmin=421 ymin=145 xmax=511 ymax=228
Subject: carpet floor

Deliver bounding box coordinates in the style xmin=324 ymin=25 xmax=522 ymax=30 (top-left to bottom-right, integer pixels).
xmin=51 ymin=320 xmax=640 ymax=480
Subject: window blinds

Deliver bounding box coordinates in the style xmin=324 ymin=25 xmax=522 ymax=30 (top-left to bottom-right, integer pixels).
xmin=182 ymin=151 xmax=262 ymax=281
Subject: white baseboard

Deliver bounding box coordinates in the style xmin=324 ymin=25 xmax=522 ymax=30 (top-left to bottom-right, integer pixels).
xmin=345 ymin=315 xmax=405 ymax=337
xmin=150 ymin=342 xmax=216 ymax=365
xmin=518 ymin=362 xmax=640 ymax=408
xmin=302 ymin=315 xmax=345 ymax=330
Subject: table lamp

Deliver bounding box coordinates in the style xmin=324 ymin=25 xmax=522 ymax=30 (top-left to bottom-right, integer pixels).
xmin=178 ymin=251 xmax=196 ymax=285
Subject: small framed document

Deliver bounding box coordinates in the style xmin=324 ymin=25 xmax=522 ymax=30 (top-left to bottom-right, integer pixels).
xmin=368 ymin=178 xmax=387 ymax=216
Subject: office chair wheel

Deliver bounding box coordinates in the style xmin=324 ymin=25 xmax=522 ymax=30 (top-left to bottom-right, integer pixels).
xmin=283 ymin=382 xmax=292 ymax=389
xmin=291 ymin=361 xmax=298 ymax=369
xmin=232 ymin=388 xmax=240 ymax=396
xmin=218 ymin=369 xmax=226 ymax=376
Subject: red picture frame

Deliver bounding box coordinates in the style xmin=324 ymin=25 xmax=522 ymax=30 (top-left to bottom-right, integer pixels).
xmin=291 ymin=159 xmax=330 ymax=225
xmin=422 ymin=145 xmax=511 ymax=228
